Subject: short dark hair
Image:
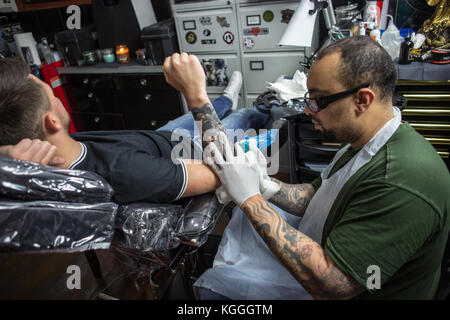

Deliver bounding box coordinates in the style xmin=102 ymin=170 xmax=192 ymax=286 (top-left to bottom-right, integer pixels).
xmin=0 ymin=58 xmax=50 ymax=145
xmin=316 ymin=36 xmax=397 ymax=103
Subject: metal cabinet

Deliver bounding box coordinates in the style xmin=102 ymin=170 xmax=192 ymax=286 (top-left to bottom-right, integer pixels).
xmin=62 ymin=73 xmax=184 ymax=132
xmin=171 ymin=0 xmax=318 ymax=109
xmin=396 ymin=80 xmax=450 ymax=168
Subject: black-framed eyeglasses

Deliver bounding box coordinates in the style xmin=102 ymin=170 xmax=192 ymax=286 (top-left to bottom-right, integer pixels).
xmin=302 ymin=83 xmax=370 ymax=113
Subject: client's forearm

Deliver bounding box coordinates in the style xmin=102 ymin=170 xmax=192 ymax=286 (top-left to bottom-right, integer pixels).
xmin=268 ymin=178 xmax=315 ymax=216
xmin=181 ymin=160 xmax=222 ymax=197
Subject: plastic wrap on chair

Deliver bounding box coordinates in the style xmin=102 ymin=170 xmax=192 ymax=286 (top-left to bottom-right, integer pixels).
xmin=175 ymin=192 xmax=225 ymax=247
xmin=0 ymin=201 xmax=117 ymax=253
xmin=114 ymin=203 xmax=184 ymax=253
xmin=0 ymin=155 xmax=113 ymax=203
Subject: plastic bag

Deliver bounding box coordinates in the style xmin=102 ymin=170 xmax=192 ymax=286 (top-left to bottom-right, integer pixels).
xmin=381 ymin=15 xmax=403 ymax=60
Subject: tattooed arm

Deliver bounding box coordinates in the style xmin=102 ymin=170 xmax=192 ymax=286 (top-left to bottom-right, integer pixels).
xmin=241 ymin=194 xmax=365 ymax=300
xmin=163 ymin=52 xmax=225 ymax=148
xmin=269 ymin=178 xmax=316 ymax=216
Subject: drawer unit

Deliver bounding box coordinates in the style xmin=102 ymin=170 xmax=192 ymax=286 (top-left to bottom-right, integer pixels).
xmin=71 ymin=112 xmax=126 ymax=132
xmin=62 ymin=73 xmax=185 ymax=132
xmin=396 ymin=80 xmax=450 ymax=168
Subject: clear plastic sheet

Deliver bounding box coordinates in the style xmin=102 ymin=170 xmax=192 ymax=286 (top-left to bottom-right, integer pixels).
xmin=0 ymin=155 xmax=113 ymax=203
xmin=175 ymin=192 xmax=225 ymax=247
xmin=114 ymin=203 xmax=184 ymax=253
xmin=0 ymin=200 xmax=117 ymax=253
xmin=110 ymin=193 xmax=225 ymax=279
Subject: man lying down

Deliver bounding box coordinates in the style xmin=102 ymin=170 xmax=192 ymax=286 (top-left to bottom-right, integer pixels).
xmin=0 ymin=57 xmax=273 ymax=204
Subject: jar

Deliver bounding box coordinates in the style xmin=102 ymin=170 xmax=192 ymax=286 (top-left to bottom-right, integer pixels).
xmin=136 ymin=48 xmax=149 ymax=65
xmin=82 ymin=50 xmax=96 ymax=65
xmin=102 ymin=48 xmax=115 ymax=63
xmin=116 ymin=44 xmax=130 ymax=64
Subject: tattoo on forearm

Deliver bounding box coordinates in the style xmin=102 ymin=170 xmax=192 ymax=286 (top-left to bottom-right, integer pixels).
xmin=241 ymin=197 xmax=364 ymax=300
xmin=269 ymin=178 xmax=315 ymax=216
xmin=191 ymin=103 xmax=226 ymax=148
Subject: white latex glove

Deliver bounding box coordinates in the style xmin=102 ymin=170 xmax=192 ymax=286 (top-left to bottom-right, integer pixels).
xmin=205 ymin=132 xmax=261 ymax=207
xmin=247 ymin=140 xmax=280 ymax=200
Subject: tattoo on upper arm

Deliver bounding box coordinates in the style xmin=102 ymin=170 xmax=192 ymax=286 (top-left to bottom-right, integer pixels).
xmin=242 ymin=198 xmax=364 ymax=300
xmin=191 ymin=103 xmax=225 ymax=148
xmin=269 ymin=179 xmax=315 ymax=216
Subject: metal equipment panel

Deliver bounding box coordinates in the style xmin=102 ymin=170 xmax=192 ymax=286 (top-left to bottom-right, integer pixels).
xmin=242 ymin=51 xmax=304 ymax=94
xmin=175 ymin=7 xmax=239 ymax=53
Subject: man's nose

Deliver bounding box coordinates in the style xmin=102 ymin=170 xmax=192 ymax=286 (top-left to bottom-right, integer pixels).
xmin=304 ymin=104 xmax=314 ymax=116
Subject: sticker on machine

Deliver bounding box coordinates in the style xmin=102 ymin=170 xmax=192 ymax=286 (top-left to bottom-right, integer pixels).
xmin=201 ymin=39 xmax=216 ymax=45
xmin=201 ymin=59 xmax=229 ymax=86
xmin=186 ymin=31 xmax=197 ymax=44
xmin=243 ymin=37 xmax=255 ymax=49
xmin=216 ymin=16 xmax=230 ymax=28
xmin=50 ymin=76 xmax=62 ymax=89
xmin=263 ymin=10 xmax=274 ymax=22
xmin=199 ymin=16 xmax=212 ymax=26
xmin=223 ymin=31 xmax=234 ymax=45
xmin=281 ymin=9 xmax=295 ymax=24
xmin=244 ymin=27 xmax=269 ymax=36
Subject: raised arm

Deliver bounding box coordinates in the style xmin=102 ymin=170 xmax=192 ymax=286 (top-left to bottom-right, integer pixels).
xmin=162 ymin=52 xmax=225 ymax=148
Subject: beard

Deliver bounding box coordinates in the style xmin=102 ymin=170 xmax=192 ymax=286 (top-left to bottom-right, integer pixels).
xmin=313 ymin=117 xmax=360 ymax=144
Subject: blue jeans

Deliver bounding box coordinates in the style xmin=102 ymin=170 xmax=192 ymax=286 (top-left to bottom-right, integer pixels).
xmin=157 ymin=96 xmax=271 ymax=146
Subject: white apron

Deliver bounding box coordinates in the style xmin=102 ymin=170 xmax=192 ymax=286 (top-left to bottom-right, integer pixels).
xmin=194 ymin=107 xmax=401 ymax=299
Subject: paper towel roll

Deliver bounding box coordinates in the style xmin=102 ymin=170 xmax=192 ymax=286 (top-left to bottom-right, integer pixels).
xmin=13 ymin=32 xmax=41 ymax=66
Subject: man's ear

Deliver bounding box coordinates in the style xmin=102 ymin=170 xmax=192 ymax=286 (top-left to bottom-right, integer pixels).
xmin=42 ymin=111 xmax=63 ymax=135
xmin=354 ymin=88 xmax=375 ymax=115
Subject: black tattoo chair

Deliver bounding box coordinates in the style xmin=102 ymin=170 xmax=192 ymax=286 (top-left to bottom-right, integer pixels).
xmin=0 ymin=155 xmax=225 ymax=299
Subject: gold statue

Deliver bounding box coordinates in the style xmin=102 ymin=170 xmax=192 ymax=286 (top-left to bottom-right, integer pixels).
xmin=419 ymin=0 xmax=450 ymax=50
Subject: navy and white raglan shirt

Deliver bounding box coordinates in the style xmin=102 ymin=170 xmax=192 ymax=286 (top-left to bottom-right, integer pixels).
xmin=69 ymin=130 xmax=198 ymax=204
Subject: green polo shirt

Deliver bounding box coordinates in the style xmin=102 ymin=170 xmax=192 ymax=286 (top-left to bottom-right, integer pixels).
xmin=311 ymin=122 xmax=450 ymax=299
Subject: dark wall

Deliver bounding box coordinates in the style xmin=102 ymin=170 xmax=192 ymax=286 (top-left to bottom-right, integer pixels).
xmin=0 ymin=5 xmax=94 ymax=44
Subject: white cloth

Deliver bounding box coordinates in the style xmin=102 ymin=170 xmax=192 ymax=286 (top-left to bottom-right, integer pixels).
xmin=266 ymin=70 xmax=308 ymax=103
xmin=195 ymin=107 xmax=402 ymax=299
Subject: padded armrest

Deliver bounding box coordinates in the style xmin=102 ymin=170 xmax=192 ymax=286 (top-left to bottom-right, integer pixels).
xmin=111 ymin=192 xmax=226 ymax=270
xmin=0 ymin=155 xmax=113 ymax=203
xmin=175 ymin=192 xmax=226 ymax=247
xmin=0 ymin=200 xmax=117 ymax=253
xmin=0 ymin=155 xmax=117 ymax=253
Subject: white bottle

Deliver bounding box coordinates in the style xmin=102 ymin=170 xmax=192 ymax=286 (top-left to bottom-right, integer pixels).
xmin=370 ymin=25 xmax=381 ymax=43
xmin=37 ymin=37 xmax=54 ymax=64
xmin=49 ymin=43 xmax=61 ymax=62
xmin=359 ymin=23 xmax=366 ymax=36
xmin=364 ymin=1 xmax=379 ymax=24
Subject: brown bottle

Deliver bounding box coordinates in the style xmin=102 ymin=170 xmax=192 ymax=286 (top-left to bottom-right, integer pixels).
xmin=398 ymin=32 xmax=413 ymax=65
